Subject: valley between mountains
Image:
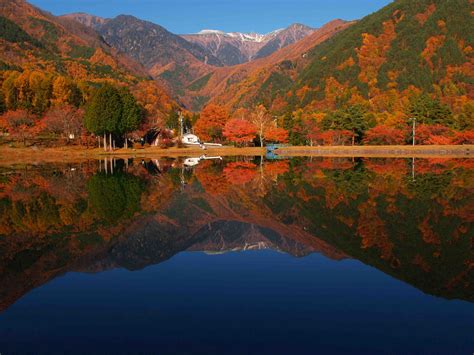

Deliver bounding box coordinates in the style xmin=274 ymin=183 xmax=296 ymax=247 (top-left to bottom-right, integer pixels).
xmin=0 ymin=0 xmax=473 ymax=148
xmin=62 ymin=12 xmax=329 ymax=110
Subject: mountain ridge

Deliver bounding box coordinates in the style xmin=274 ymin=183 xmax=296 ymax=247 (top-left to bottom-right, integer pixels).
xmin=60 ymin=11 xmax=321 ymax=107
xmin=182 ymin=23 xmax=315 ymax=65
xmin=0 ymin=0 xmax=176 ymax=123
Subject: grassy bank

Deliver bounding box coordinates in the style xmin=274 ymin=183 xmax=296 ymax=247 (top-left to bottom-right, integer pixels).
xmin=0 ymin=145 xmax=473 ymax=166
xmin=0 ymin=146 xmax=265 ymax=165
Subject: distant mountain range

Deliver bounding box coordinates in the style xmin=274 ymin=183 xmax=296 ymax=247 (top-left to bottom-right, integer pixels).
xmin=63 ymin=13 xmax=315 ymax=66
xmin=60 ymin=12 xmax=319 ymax=107
xmin=2 ymin=0 xmax=472 ymax=119
xmin=182 ymin=23 xmax=315 ymax=66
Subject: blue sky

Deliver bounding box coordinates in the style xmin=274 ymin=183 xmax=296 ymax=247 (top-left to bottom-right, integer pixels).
xmin=29 ymin=0 xmax=393 ymax=34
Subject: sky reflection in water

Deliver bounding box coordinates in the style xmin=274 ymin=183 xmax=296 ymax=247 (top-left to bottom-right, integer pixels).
xmin=0 ymin=156 xmax=473 ymax=354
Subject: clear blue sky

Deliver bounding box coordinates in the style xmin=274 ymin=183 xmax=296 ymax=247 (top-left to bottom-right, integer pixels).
xmin=29 ymin=0 xmax=393 ymax=34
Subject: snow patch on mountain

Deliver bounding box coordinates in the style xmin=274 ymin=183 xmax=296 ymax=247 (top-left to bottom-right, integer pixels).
xmin=195 ymin=28 xmax=284 ymax=43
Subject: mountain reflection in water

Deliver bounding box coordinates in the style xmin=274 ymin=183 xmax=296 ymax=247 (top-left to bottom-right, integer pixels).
xmin=0 ymin=156 xmax=472 ymax=352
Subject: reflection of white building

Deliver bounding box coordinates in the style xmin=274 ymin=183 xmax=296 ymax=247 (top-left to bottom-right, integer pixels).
xmin=183 ymin=155 xmax=223 ymax=167
xmin=183 ymin=157 xmax=201 ymax=167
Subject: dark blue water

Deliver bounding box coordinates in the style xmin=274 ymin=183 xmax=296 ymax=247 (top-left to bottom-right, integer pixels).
xmin=1 ymin=250 xmax=473 ymax=354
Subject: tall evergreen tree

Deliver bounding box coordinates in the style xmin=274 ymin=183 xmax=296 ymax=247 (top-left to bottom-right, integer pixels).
xmin=322 ymin=104 xmax=375 ymax=145
xmin=165 ymin=110 xmax=179 ymax=130
xmin=84 ymin=84 xmax=122 ymax=150
xmin=408 ymin=94 xmax=454 ymax=126
xmin=119 ymin=88 xmax=142 ymax=148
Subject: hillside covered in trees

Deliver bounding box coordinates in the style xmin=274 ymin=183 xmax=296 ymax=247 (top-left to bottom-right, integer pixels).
xmin=196 ymin=0 xmax=473 ymax=146
xmin=0 ymin=0 xmax=176 ymax=148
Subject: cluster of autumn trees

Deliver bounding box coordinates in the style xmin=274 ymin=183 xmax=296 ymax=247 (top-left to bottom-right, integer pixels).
xmin=0 ymin=68 xmax=471 ymax=148
xmin=194 ymin=104 xmax=289 ymax=146
xmin=277 ymin=92 xmax=474 ymax=146
xmin=0 ymin=69 xmax=175 ymax=147
xmin=266 ymin=1 xmax=474 ymax=146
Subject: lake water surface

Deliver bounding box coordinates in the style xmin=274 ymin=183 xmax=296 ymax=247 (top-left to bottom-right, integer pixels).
xmin=0 ymin=157 xmax=473 ymax=354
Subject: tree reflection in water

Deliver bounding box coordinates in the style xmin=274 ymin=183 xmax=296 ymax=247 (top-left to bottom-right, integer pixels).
xmin=0 ymin=156 xmax=472 ymax=312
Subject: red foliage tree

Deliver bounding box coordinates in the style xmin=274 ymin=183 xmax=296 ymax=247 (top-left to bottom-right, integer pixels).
xmin=415 ymin=124 xmax=454 ymax=145
xmin=319 ymin=130 xmax=352 ymax=145
xmin=306 ymin=125 xmax=323 ymax=145
xmin=0 ymin=110 xmax=44 ymax=145
xmin=363 ymin=125 xmax=407 ymax=145
xmin=451 ymin=130 xmax=474 ymax=145
xmin=428 ymin=135 xmax=452 ymax=145
xmin=223 ymin=119 xmax=257 ymax=146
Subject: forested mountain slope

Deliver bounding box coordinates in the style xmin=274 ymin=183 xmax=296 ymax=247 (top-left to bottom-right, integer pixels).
xmin=0 ymin=0 xmax=175 ymax=124
xmin=287 ymin=0 xmax=473 ymax=118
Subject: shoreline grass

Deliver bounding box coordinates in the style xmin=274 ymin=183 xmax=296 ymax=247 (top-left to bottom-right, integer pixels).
xmin=0 ymin=145 xmax=472 ymax=165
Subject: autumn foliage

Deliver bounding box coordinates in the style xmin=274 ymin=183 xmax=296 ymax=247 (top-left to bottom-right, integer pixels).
xmin=265 ymin=126 xmax=289 ymax=144
xmin=0 ymin=110 xmax=44 ymax=144
xmin=223 ymin=119 xmax=257 ymax=146
xmin=451 ymin=130 xmax=474 ymax=145
xmin=224 ymin=162 xmax=257 ymax=185
xmin=194 ymin=104 xmax=229 ymax=142
xmin=363 ymin=125 xmax=407 ymax=145
xmin=42 ymin=105 xmax=84 ymax=141
xmin=415 ymin=124 xmax=454 ymax=145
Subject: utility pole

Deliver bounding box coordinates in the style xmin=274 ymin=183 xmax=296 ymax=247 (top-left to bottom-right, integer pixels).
xmin=409 ymin=117 xmax=416 ymax=146
xmin=179 ymin=111 xmax=184 ymax=139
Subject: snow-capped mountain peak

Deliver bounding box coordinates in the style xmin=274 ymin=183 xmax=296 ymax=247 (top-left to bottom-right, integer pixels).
xmin=194 ymin=29 xmax=284 ymax=43
xmin=197 ymin=29 xmax=226 ymax=35
xmin=183 ymin=23 xmax=314 ymax=66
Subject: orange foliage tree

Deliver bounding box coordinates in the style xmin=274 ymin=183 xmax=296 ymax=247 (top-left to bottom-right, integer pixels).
xmin=265 ymin=126 xmax=289 ymax=144
xmin=319 ymin=130 xmax=352 ymax=145
xmin=363 ymin=125 xmax=407 ymax=145
xmin=250 ymin=105 xmax=289 ymax=146
xmin=356 ymin=19 xmax=397 ymax=97
xmin=415 ymin=124 xmax=454 ymax=145
xmin=223 ymin=119 xmax=257 ymax=146
xmin=194 ymin=104 xmax=229 ymax=142
xmin=132 ymin=81 xmax=173 ymax=129
xmin=451 ymin=130 xmax=474 ymax=144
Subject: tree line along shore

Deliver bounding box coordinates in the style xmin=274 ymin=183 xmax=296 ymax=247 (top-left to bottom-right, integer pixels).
xmin=0 ymin=76 xmax=473 ymax=151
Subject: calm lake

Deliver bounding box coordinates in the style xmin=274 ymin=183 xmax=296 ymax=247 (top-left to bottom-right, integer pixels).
xmin=0 ymin=156 xmax=473 ymax=354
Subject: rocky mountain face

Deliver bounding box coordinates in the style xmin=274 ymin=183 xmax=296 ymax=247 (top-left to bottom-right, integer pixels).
xmin=59 ymin=13 xmax=318 ymax=106
xmin=97 ymin=15 xmax=222 ymax=68
xmin=62 ymin=14 xmax=222 ymax=102
xmin=0 ymin=0 xmax=156 ymax=80
xmin=182 ymin=24 xmax=315 ymax=66
xmin=186 ymin=20 xmax=351 ymax=111
xmin=61 ymin=12 xmax=109 ymax=30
